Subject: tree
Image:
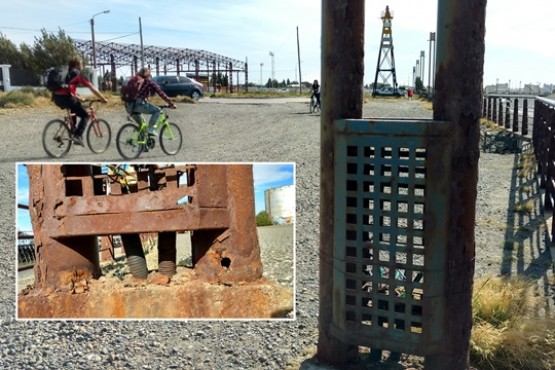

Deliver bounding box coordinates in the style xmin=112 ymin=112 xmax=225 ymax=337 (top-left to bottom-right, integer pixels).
xmin=255 ymin=211 xmax=273 ymax=226
xmin=415 ymin=77 xmax=424 ymax=93
xmin=27 ymin=28 xmax=80 ymax=75
xmin=0 ymin=33 xmax=23 ymax=65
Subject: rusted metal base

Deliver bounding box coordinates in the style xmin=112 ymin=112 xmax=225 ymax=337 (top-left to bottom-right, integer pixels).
xmin=18 ymin=277 xmax=292 ymax=319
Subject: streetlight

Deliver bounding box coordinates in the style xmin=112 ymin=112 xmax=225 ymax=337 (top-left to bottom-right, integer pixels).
xmin=90 ymin=10 xmax=110 ymax=69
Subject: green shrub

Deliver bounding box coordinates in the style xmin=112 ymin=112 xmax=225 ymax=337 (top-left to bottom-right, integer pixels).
xmin=0 ymin=89 xmax=35 ymax=107
xmin=255 ymin=211 xmax=273 ymax=226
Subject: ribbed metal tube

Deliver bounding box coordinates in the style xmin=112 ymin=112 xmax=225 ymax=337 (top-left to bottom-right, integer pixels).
xmin=158 ymin=232 xmax=177 ymax=277
xmin=121 ymin=234 xmax=148 ymax=279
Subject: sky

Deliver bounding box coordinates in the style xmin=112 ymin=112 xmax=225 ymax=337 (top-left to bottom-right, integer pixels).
xmin=16 ymin=163 xmax=294 ymax=232
xmin=1 ymin=1 xmax=554 ymax=88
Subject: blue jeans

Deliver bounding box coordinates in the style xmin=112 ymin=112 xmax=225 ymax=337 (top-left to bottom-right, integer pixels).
xmin=128 ymin=99 xmax=161 ymax=127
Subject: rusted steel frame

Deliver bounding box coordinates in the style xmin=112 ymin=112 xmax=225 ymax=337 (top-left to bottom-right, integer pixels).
xmin=27 ymin=165 xmax=101 ymax=290
xmin=318 ymin=0 xmax=365 ymax=366
xmin=52 ymin=187 xmax=198 ymax=217
xmin=430 ymin=0 xmax=486 ymax=368
xmin=47 ymin=208 xmax=231 ymax=238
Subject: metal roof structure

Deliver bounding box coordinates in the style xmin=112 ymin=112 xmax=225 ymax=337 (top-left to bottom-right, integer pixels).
xmin=73 ymin=40 xmax=249 ymax=90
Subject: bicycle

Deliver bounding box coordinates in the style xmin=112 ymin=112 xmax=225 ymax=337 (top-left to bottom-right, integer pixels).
xmin=309 ymin=93 xmax=321 ymax=113
xmin=115 ymin=105 xmax=182 ymax=159
xmin=42 ymin=100 xmax=111 ymax=158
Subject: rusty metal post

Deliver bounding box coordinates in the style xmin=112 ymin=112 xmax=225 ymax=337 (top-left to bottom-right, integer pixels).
xmin=513 ymin=98 xmax=519 ymax=132
xmin=431 ymin=0 xmax=486 ymax=368
xmin=27 ymin=165 xmax=101 ymax=290
xmin=505 ymin=100 xmax=511 ymax=129
xmin=522 ymin=99 xmax=529 ymax=135
xmin=191 ymin=165 xmax=263 ymax=283
xmin=318 ymin=0 xmax=365 ymax=366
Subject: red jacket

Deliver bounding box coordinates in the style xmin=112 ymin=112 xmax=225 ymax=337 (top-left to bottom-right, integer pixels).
xmin=53 ymin=69 xmax=92 ymax=96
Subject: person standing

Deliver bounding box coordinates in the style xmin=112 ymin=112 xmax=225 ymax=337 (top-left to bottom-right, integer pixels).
xmin=311 ymin=79 xmax=321 ymax=108
xmin=52 ymin=57 xmax=108 ymax=146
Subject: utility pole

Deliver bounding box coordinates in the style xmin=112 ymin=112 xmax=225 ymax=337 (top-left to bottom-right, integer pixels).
xmin=269 ymin=51 xmax=275 ymax=82
xmin=139 ymin=17 xmax=145 ymax=68
xmin=260 ymin=63 xmax=264 ymax=87
xmin=428 ymin=32 xmax=435 ymax=94
xmin=90 ymin=10 xmax=110 ymax=69
xmin=297 ymin=26 xmax=302 ymax=94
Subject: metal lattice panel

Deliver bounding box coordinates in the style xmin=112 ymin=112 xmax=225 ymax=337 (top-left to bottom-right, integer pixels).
xmin=332 ymin=119 xmax=452 ymax=355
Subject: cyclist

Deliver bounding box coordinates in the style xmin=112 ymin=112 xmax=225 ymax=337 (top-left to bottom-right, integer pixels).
xmin=311 ymin=79 xmax=321 ymax=109
xmin=52 ymin=57 xmax=108 ymax=146
xmin=125 ymin=67 xmax=175 ymax=136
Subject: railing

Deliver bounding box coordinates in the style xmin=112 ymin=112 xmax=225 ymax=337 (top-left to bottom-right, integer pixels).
xmin=482 ymin=94 xmax=555 ymax=248
xmin=482 ymin=94 xmax=537 ymax=136
xmin=533 ymin=98 xmax=555 ymax=219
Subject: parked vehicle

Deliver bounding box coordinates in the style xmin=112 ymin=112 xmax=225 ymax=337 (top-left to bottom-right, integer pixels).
xmin=152 ymin=75 xmax=204 ymax=100
xmin=374 ymin=86 xmax=403 ymax=97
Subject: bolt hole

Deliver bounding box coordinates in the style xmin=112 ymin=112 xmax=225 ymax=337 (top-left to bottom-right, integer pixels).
xmin=221 ymin=257 xmax=231 ymax=268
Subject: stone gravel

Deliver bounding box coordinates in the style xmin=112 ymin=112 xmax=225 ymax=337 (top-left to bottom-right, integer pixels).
xmin=1 ymin=97 xmax=553 ymax=369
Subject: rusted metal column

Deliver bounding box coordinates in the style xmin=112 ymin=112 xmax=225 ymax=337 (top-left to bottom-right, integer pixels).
xmin=318 ymin=0 xmax=364 ymax=366
xmin=431 ymin=0 xmax=486 ymax=368
xmin=27 ymin=165 xmax=101 ymax=290
xmin=191 ymin=165 xmax=262 ymax=283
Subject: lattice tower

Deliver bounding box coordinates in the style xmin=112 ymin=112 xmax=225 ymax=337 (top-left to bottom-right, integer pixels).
xmin=372 ymin=6 xmax=399 ymax=97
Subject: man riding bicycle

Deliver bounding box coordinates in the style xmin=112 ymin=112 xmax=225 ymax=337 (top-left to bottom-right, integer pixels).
xmin=124 ymin=67 xmax=175 ymax=136
xmin=52 ymin=57 xmax=108 ymax=146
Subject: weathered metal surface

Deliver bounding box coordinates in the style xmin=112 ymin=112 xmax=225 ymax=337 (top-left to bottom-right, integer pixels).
xmin=330 ymin=118 xmax=452 ymax=356
xmin=18 ymin=279 xmax=293 ymax=319
xmin=24 ymin=164 xmax=263 ymax=294
xmin=319 ymin=0 xmax=365 ymax=365
xmin=431 ymin=0 xmax=486 ymax=367
xmin=48 ymin=208 xmax=231 ymax=237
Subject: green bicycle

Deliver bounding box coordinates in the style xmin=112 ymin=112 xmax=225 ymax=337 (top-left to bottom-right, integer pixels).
xmin=116 ymin=105 xmax=183 ymax=159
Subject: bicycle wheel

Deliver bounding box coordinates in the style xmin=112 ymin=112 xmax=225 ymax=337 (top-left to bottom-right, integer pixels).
xmin=159 ymin=122 xmax=183 ymax=155
xmin=313 ymin=101 xmax=321 ymax=113
xmin=86 ymin=118 xmax=111 ymax=154
xmin=42 ymin=119 xmax=72 ymax=158
xmin=116 ymin=123 xmax=144 ymax=159
xmin=309 ymin=97 xmax=315 ymax=113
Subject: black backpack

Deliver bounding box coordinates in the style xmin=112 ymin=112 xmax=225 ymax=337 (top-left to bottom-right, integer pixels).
xmin=45 ymin=68 xmax=67 ymax=91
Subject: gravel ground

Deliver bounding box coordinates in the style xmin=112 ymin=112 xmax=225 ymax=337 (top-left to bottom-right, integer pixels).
xmin=2 ymin=97 xmax=554 ymax=369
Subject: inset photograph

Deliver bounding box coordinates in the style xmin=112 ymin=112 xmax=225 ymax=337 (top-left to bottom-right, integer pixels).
xmin=16 ymin=163 xmax=294 ymax=320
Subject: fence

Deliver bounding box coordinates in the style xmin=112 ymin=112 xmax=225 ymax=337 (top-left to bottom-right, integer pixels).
xmin=482 ymin=94 xmax=555 ymax=247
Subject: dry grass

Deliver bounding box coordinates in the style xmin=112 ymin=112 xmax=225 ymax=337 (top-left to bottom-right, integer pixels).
xmin=481 ymin=118 xmax=504 ymax=131
xmin=514 ymin=199 xmax=535 ymax=214
xmin=470 ymin=277 xmax=555 ymax=370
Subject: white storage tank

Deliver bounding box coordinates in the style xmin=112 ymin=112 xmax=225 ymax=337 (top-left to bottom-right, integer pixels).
xmin=264 ymin=185 xmax=295 ymax=223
